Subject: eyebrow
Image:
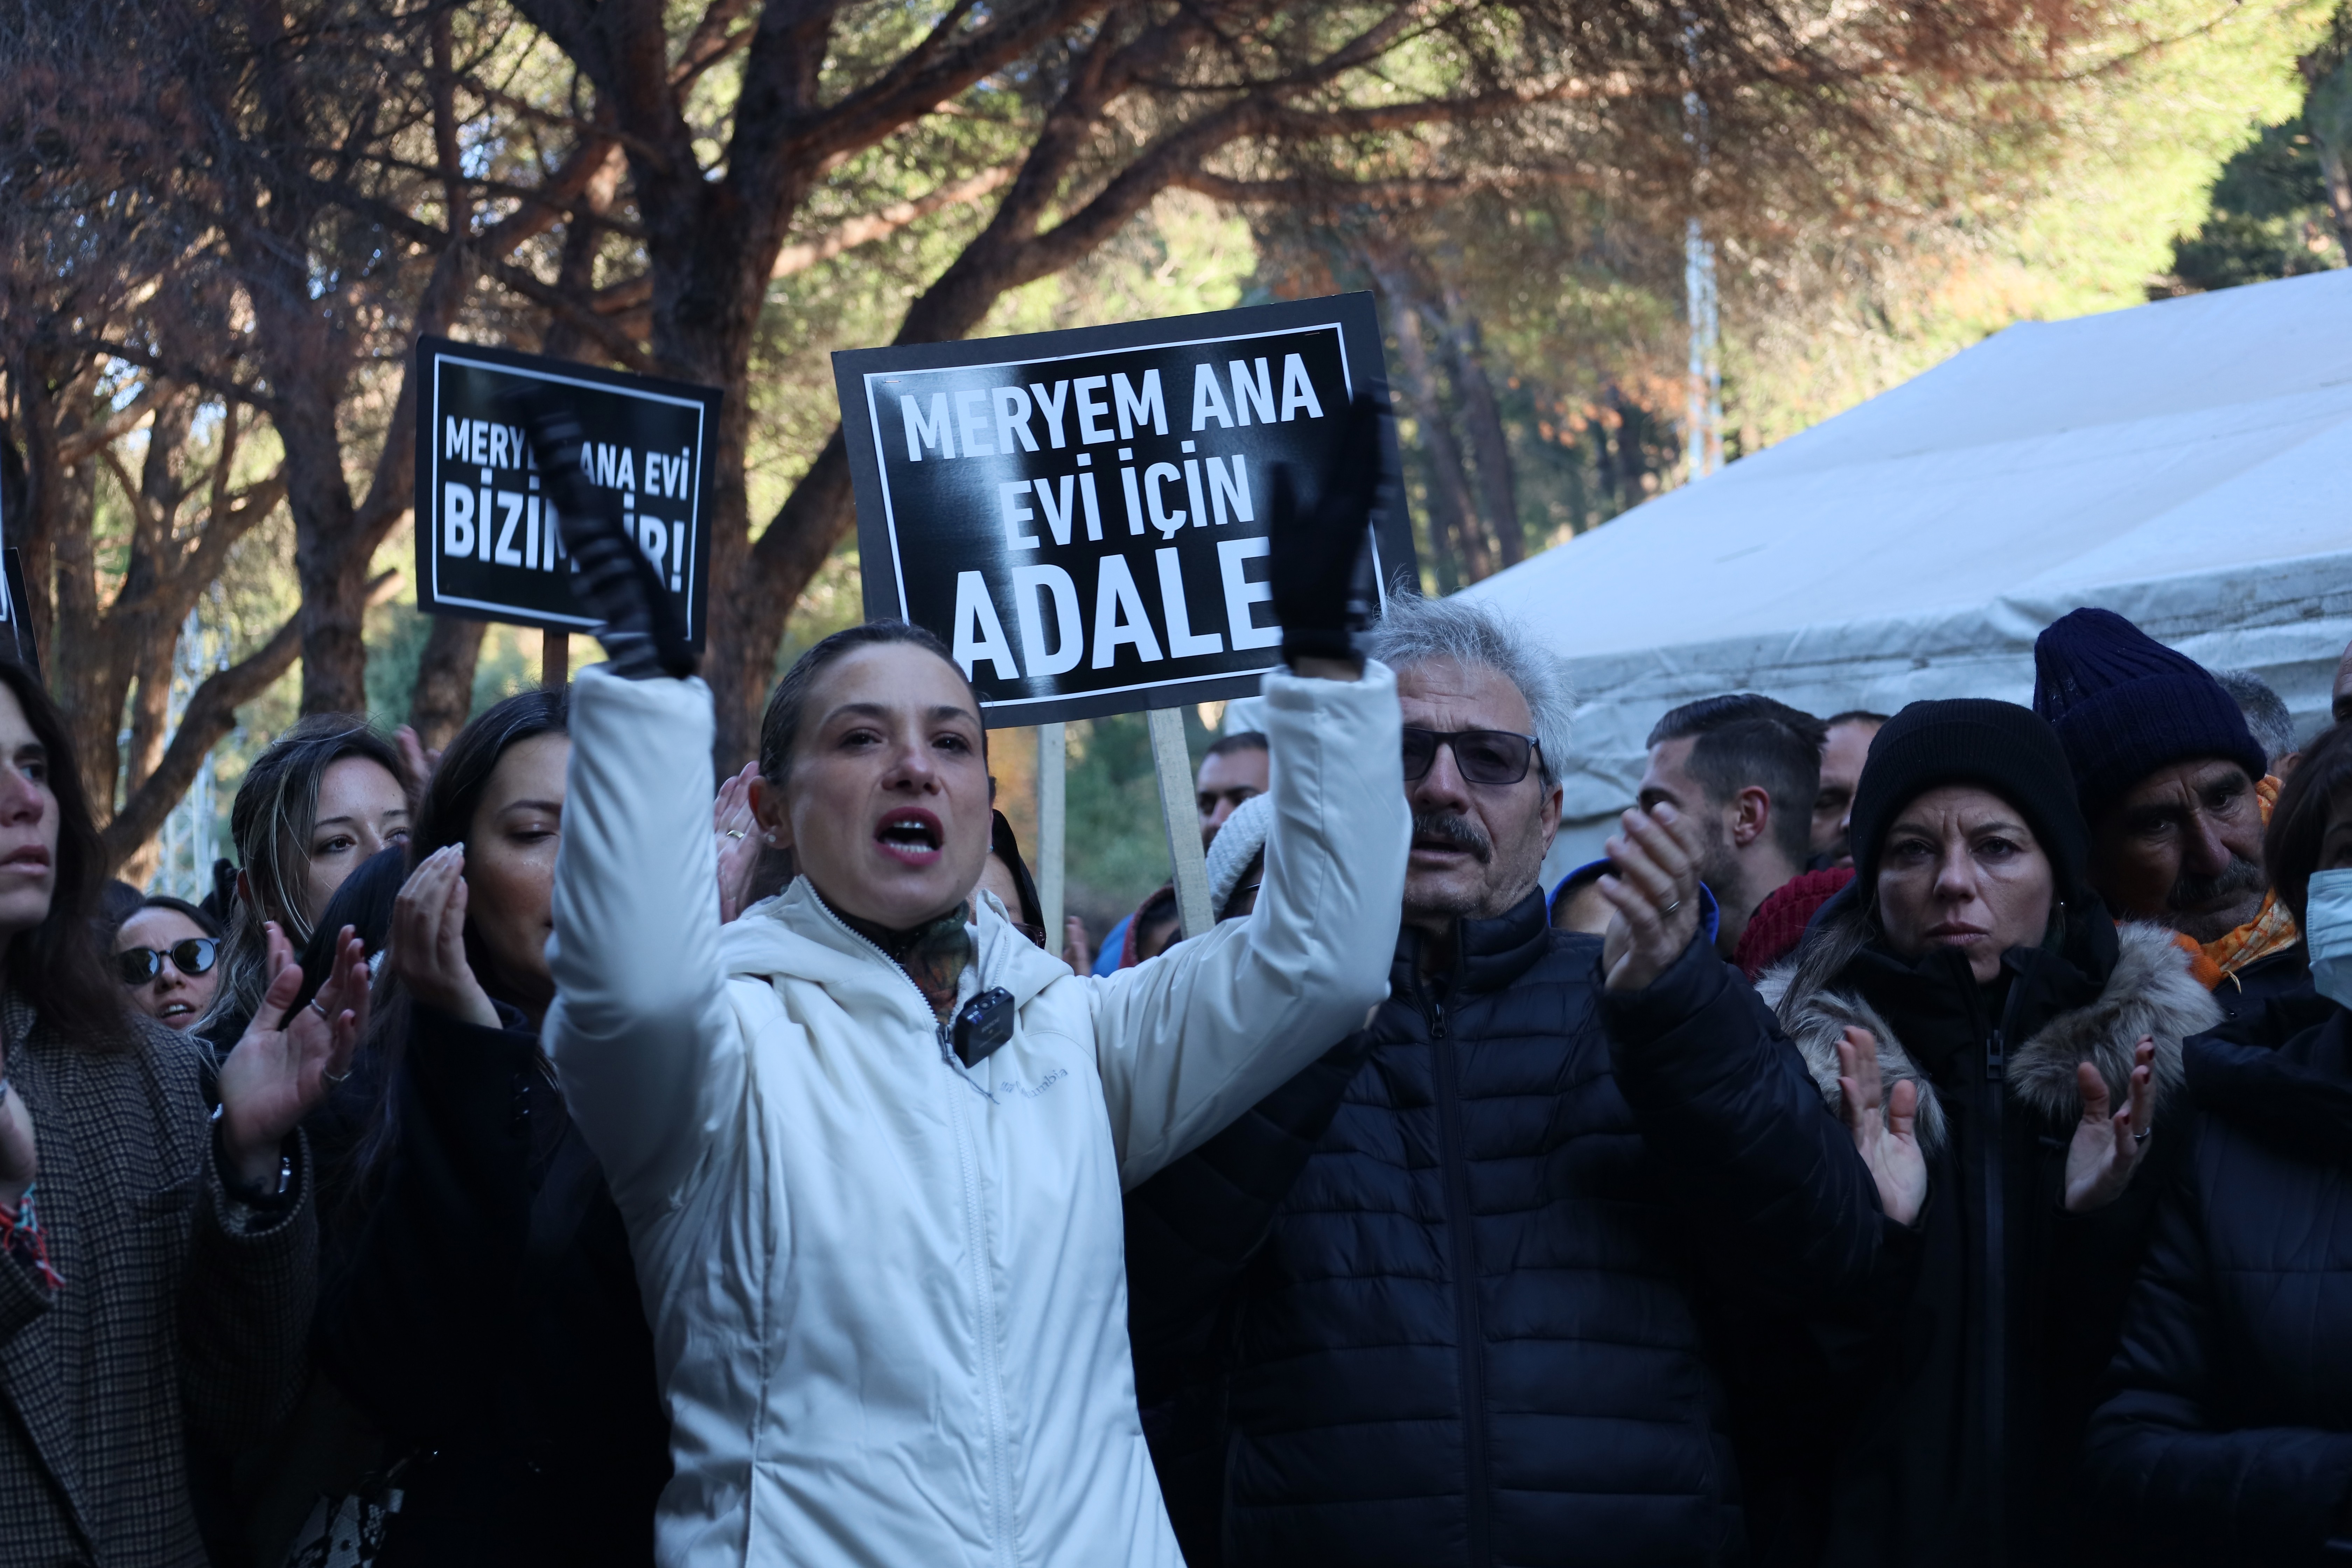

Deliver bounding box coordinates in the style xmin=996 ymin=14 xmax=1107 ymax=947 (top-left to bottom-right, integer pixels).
xmin=496 ymin=798 xmax=565 ymax=815
xmin=822 ymin=701 xmax=979 ymax=727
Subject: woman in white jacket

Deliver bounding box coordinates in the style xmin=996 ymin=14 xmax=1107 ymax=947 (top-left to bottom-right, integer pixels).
xmin=535 ymin=400 xmax=1407 ymax=1567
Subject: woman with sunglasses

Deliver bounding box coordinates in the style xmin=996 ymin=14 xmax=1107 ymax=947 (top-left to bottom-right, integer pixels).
xmin=112 ymin=896 xmax=222 ymax=1030
xmin=531 ymin=394 xmax=1406 ymax=1568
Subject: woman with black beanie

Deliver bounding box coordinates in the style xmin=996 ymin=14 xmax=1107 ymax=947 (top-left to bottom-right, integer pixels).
xmin=1752 ymin=698 xmax=2220 ymax=1566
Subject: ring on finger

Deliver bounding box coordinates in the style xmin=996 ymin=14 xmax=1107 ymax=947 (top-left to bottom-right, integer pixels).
xmin=2132 ymin=1129 xmax=2151 ymax=1145
xmin=308 ymin=998 xmax=330 ymax=1020
xmin=1660 ymin=898 xmax=1683 ymax=917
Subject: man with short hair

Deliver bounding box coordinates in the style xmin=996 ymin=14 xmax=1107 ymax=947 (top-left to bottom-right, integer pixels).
xmin=1196 ymin=730 xmax=1269 ymax=840
xmin=1812 ymin=710 xmax=1886 ymax=868
xmin=1091 ymin=731 xmax=1270 ymax=975
xmin=1123 ymin=596 xmax=1888 ymax=1568
xmin=2035 ymin=608 xmax=2309 ymax=1020
xmin=1639 ymin=694 xmax=1826 ymax=958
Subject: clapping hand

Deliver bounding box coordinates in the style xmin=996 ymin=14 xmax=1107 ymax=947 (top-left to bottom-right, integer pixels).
xmin=713 ymin=761 xmax=761 ymax=923
xmin=390 ymin=847 xmax=499 ymax=1028
xmin=2064 ymin=1037 xmax=2156 ymax=1213
xmin=1837 ymin=1026 xmax=1928 ymax=1226
xmin=1598 ymin=803 xmax=1706 ymax=992
xmin=0 ymin=1042 xmax=34 ymax=1212
xmin=216 ymin=921 xmax=368 ymax=1187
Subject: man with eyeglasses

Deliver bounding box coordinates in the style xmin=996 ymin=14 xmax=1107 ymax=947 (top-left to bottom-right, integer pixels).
xmin=110 ymin=896 xmax=224 ymax=1032
xmin=1122 ymin=593 xmax=1892 ymax=1568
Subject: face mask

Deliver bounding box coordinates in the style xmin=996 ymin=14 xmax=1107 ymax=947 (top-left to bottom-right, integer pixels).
xmin=2301 ymin=868 xmax=2352 ymax=1010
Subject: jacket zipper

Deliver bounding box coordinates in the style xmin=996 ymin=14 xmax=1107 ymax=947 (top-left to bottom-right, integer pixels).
xmin=1429 ymin=997 xmax=1492 ymax=1565
xmin=816 ymin=899 xmax=1018 ymax=1566
xmin=1981 ymin=1024 xmax=2007 ymax=1567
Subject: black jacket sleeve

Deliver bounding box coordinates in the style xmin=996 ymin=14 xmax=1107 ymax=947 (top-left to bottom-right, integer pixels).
xmin=2084 ymin=1135 xmax=2352 ymax=1564
xmin=315 ymin=1004 xmax=543 ymax=1438
xmin=1600 ymin=930 xmax=1890 ymax=1306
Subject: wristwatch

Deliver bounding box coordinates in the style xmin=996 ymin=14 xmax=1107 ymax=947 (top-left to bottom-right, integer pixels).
xmin=210 ymin=1103 xmax=295 ymax=1205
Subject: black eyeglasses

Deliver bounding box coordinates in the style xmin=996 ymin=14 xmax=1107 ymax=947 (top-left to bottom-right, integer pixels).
xmin=115 ymin=938 xmax=219 ymax=986
xmin=1401 ymin=727 xmax=1540 ymax=787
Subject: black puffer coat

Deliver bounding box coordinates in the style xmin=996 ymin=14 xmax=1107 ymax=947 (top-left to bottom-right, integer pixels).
xmin=1753 ymin=887 xmax=2221 ymax=1567
xmin=2084 ymin=993 xmax=2352 ymax=1565
xmin=1124 ymin=890 xmax=1889 ymax=1568
xmin=315 ymin=1002 xmax=670 ymax=1566
xmin=2210 ymin=939 xmax=2310 ymax=1026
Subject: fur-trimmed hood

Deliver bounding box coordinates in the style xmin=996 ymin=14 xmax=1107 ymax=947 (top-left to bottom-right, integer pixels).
xmin=1756 ymin=904 xmax=2221 ymax=1156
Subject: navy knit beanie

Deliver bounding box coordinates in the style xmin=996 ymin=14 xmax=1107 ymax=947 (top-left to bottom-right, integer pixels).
xmin=2032 ymin=608 xmax=2266 ymax=822
xmin=1850 ymin=699 xmax=2091 ymax=900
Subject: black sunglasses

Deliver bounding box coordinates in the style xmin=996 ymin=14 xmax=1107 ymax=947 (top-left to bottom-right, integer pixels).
xmin=1401 ymin=727 xmax=1540 ymax=787
xmin=115 ymin=938 xmax=219 ymax=986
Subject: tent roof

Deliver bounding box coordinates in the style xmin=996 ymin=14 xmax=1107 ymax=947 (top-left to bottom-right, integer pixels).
xmin=1455 ymin=268 xmax=2352 ymax=870
xmin=1465 ymin=267 xmax=2352 ymax=661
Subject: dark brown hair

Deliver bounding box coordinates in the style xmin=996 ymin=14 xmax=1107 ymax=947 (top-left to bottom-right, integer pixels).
xmin=757 ymin=620 xmax=982 ymax=786
xmin=206 ymin=713 xmax=410 ymax=1038
xmin=347 ymin=687 xmax=570 ymax=1202
xmin=0 ymin=659 xmax=127 ymax=1043
xmin=2264 ymin=718 xmax=2352 ymax=932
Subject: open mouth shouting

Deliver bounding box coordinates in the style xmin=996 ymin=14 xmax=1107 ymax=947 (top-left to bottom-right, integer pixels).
xmin=158 ymin=999 xmax=194 ymax=1022
xmin=874 ymin=807 xmax=945 ymax=868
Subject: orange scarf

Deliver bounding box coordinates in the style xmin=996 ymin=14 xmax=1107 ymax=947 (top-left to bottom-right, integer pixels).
xmin=2169 ymin=775 xmax=2301 ymax=989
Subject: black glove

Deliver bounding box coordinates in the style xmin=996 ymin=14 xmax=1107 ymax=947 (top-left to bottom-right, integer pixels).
xmin=506 ymin=388 xmax=695 ymax=681
xmin=1267 ymin=391 xmax=1388 ymax=670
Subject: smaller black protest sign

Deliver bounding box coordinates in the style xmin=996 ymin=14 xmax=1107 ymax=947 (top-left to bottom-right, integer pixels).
xmin=0 ymin=549 xmax=39 ymax=680
xmin=413 ymin=337 xmax=722 ymax=648
xmin=833 ymin=294 xmax=1411 ymax=727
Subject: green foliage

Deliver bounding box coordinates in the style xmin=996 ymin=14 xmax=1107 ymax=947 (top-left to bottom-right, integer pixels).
xmin=1059 ymin=705 xmax=1218 ymax=934
xmin=2160 ymin=119 xmax=2345 ymax=291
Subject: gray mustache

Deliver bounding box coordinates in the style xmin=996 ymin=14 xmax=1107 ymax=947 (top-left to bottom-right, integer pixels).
xmin=2170 ymin=854 xmax=2264 ymax=910
xmin=1411 ymin=811 xmax=1492 ymax=864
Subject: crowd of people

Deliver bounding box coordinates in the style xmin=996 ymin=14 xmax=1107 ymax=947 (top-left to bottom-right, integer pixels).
xmin=3 ymin=396 xmax=2350 ymax=1568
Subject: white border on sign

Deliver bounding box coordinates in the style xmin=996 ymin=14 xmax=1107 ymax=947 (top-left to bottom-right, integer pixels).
xmin=858 ymin=320 xmax=1381 ymax=710
xmin=428 ymin=351 xmax=709 ymax=638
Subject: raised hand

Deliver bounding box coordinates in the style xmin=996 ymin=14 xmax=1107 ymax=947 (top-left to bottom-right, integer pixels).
xmin=1598 ymin=802 xmax=1707 ymax=992
xmin=216 ymin=921 xmax=368 ymax=1187
xmin=1062 ymin=915 xmax=1094 ymax=975
xmin=390 ymin=846 xmax=499 ymax=1028
xmin=395 ymin=724 xmax=444 ymax=798
xmin=2064 ymin=1036 xmax=2156 ymax=1213
xmin=713 ymin=761 xmax=762 ymax=923
xmin=1268 ymin=392 xmax=1388 ymax=673
xmin=1837 ymin=1025 xmax=1928 ymax=1226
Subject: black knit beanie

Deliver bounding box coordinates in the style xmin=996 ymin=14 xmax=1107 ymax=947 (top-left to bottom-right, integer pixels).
xmin=2032 ymin=607 xmax=2266 ymax=822
xmin=1849 ymin=699 xmax=2091 ymax=899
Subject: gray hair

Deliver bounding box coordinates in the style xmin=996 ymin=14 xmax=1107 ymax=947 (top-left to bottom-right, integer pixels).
xmin=2213 ymin=667 xmax=2296 ymax=769
xmin=1366 ymin=593 xmax=1575 ymax=786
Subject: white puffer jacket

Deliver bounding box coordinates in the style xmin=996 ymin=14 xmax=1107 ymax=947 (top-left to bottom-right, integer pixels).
xmin=545 ymin=663 xmax=1407 ymax=1568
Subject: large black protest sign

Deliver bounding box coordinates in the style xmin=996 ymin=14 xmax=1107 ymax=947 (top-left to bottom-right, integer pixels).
xmin=834 ymin=294 xmax=1410 ymax=725
xmin=413 ymin=337 xmax=721 ymax=648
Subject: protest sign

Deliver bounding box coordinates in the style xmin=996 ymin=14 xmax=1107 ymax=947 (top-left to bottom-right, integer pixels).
xmin=0 ymin=548 xmax=37 ymax=680
xmin=413 ymin=336 xmax=722 ymax=649
xmin=833 ymin=293 xmax=1411 ymax=728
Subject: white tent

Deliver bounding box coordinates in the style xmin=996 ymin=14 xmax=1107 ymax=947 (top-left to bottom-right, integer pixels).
xmin=1457 ymin=266 xmax=2352 ymax=878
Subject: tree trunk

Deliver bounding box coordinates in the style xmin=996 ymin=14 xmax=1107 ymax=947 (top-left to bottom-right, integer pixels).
xmin=406 ymin=613 xmax=486 ymax=749
xmin=1385 ymin=290 xmax=1489 ymax=583
xmin=1438 ymin=287 xmax=1522 ymax=568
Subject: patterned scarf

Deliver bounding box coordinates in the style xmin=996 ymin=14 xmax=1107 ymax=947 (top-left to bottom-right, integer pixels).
xmin=2169 ymin=774 xmax=2302 ymax=989
xmin=836 ymin=902 xmax=975 ymax=1021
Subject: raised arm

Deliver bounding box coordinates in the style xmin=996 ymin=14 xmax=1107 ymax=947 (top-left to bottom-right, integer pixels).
xmin=545 ymin=669 xmax=738 ymax=1216
xmin=1090 ymin=661 xmax=1407 ymax=1186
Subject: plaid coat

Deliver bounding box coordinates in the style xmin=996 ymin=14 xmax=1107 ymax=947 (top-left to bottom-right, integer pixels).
xmin=0 ymin=993 xmax=316 ymax=1567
